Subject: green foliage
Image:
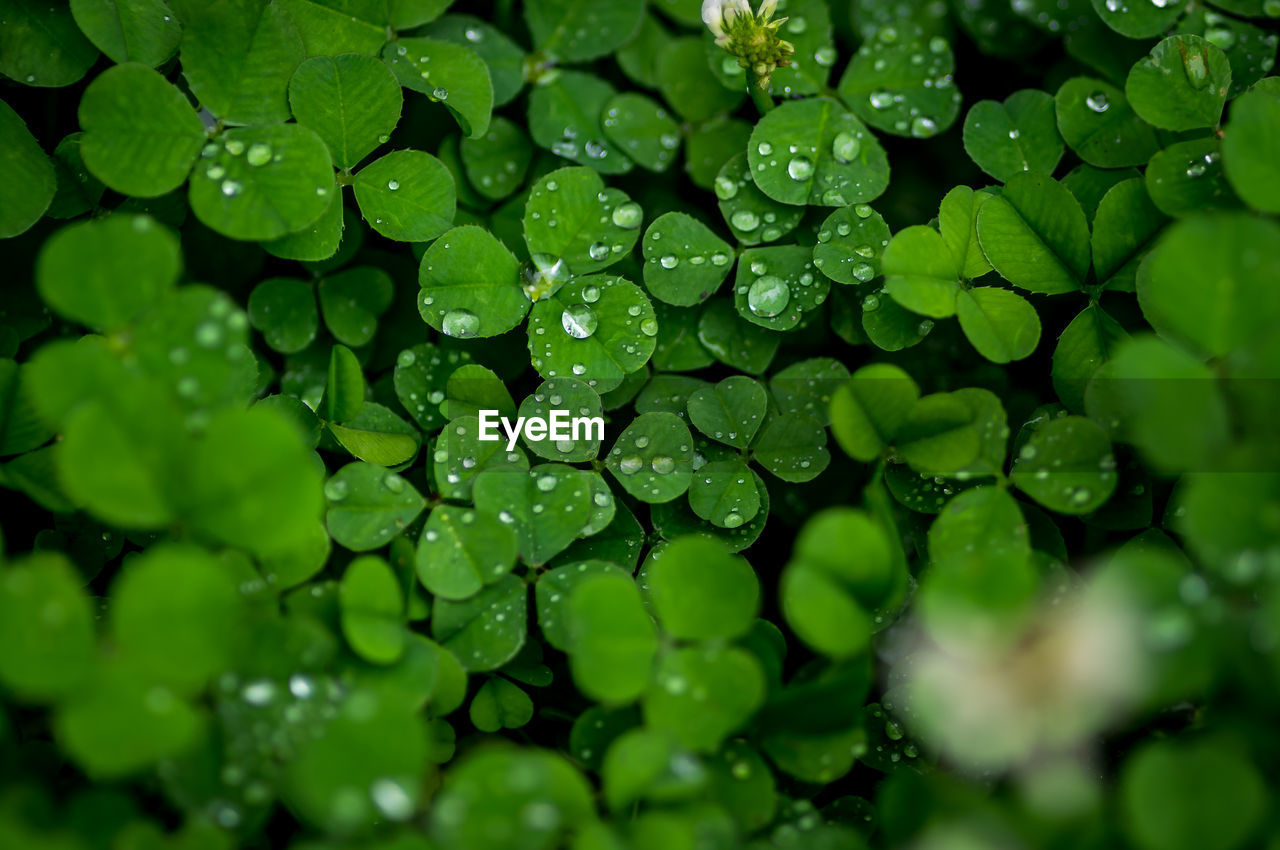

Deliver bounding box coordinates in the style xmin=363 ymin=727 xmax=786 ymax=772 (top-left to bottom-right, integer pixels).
xmin=2 ymin=1 xmax=1279 ymax=848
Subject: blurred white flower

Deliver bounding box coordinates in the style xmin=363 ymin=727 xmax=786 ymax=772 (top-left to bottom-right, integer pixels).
xmin=701 ymin=0 xmax=752 ymax=45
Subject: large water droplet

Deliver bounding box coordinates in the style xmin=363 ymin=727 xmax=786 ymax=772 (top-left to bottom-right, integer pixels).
xmin=832 ymin=132 xmax=860 ymax=163
xmin=660 ymin=254 xmax=679 ymax=269
xmin=442 ymin=308 xmax=480 ymax=338
xmin=588 ymin=241 xmax=610 ymax=261
xmin=787 ymin=155 xmax=814 ymax=181
xmin=714 ymin=174 xmax=739 ymax=200
xmin=730 ymin=209 xmax=760 ymax=231
xmin=246 ymin=142 xmax=272 ymax=166
xmin=561 ymin=304 xmax=598 ymax=339
xmin=910 ymin=116 xmax=938 ymax=138
xmin=1085 ymin=91 xmax=1110 ymax=113
xmin=611 ymin=201 xmax=642 ymax=229
xmin=747 ymin=275 xmax=790 ymax=317
xmin=618 ymin=455 xmax=642 ymax=475
xmin=869 ymin=90 xmax=894 ymax=110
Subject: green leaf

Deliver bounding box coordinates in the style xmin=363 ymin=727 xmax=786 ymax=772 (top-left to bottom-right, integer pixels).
xmin=938 ymin=185 xmax=995 ymax=279
xmin=528 ymin=70 xmax=632 ymax=174
xmin=523 ymin=167 xmax=641 ymax=276
xmin=1136 ymin=213 xmax=1280 ymax=357
xmin=813 ymin=203 xmax=892 ymax=284
xmin=70 ymin=0 xmax=182 ymax=66
xmin=182 ymin=407 xmax=324 ymax=554
xmin=442 ymin=363 xmax=516 ymax=422
xmin=382 ymin=37 xmax=493 ymax=138
xmin=750 ymin=411 xmax=831 ymax=483
xmin=567 ymin=572 xmax=658 ymax=704
xmin=747 ymin=98 xmax=890 ymax=207
xmin=248 ymin=277 xmax=319 ymax=353
xmin=55 ymin=660 xmax=200 ymax=778
xmin=602 ymin=92 xmax=681 ymax=173
xmin=1126 ymin=36 xmax=1232 ymax=132
xmin=288 ymin=54 xmax=402 ymax=169
xmin=527 ymin=275 xmax=656 ymax=393
xmin=698 ymin=298 xmax=782 ymax=374
xmin=416 ymin=504 xmax=518 ymax=600
xmin=324 ymin=461 xmax=425 ymax=552
xmin=962 ymin=89 xmax=1063 ymax=182
xmin=433 ymin=414 xmax=527 ymax=501
xmin=263 ymin=187 xmax=346 ymax=261
xmin=36 ymin=214 xmax=179 ymax=329
xmin=180 ymin=0 xmax=304 ymax=125
xmin=537 ymin=560 xmax=628 ymax=651
xmin=0 ymin=98 xmax=55 ymax=238
xmin=190 ymin=124 xmax=335 ymax=241
xmin=78 ymin=63 xmax=206 ymax=198
xmin=1090 ymin=0 xmax=1182 ymax=38
xmin=715 ymin=152 xmax=805 ymax=245
xmin=881 ymin=225 xmax=961 ymax=318
xmin=657 ymin=37 xmax=744 ymax=123
xmin=605 ymin=411 xmax=693 ymax=503
xmin=1091 ymin=177 xmax=1168 ymax=292
xmin=473 ymin=465 xmax=595 ymax=565
xmin=829 ymin=363 xmax=919 ymax=462
xmin=1121 ymin=740 xmax=1266 ymax=850
xmin=687 ymin=376 xmax=767 ymax=450
xmin=1055 ymin=76 xmax=1160 ymax=168
xmin=643 ymin=646 xmax=765 ymax=752
xmin=976 ymin=172 xmax=1090 ymax=294
xmin=328 ymin=402 xmax=420 ymax=466
xmin=734 ymin=245 xmax=829 ymax=331
xmin=353 ymin=149 xmax=455 ymax=242
xmin=0 ymin=0 xmax=98 ymax=87
xmin=1052 ymin=302 xmax=1129 ymax=411
xmin=460 ymin=116 xmax=532 ymax=201
xmin=1144 ymin=138 xmax=1239 ymax=218
xmin=1223 ymin=87 xmax=1280 ymax=214
xmin=431 ymin=573 xmax=526 ymax=671
xmin=1088 ymin=335 xmax=1230 ymax=474
xmin=1012 ymin=415 xmax=1118 ymax=514
xmin=770 ymin=357 xmax=849 ymax=427
xmin=319 ymin=265 xmax=393 ymax=346
xmin=394 ymin=343 xmax=472 ymax=430
xmin=340 ymin=554 xmax=406 ymax=664
xmin=470 ymin=677 xmax=534 ymax=731
xmin=956 ymin=287 xmax=1042 ymax=364
xmin=895 ymin=392 xmax=980 ymax=476
xmin=0 ymin=553 xmax=95 ymax=701
xmin=762 ymin=0 xmax=836 ymax=96
xmin=518 ymin=377 xmax=604 ymax=462
xmin=688 ymin=459 xmax=761 ymax=528
xmin=419 ymin=225 xmax=526 ymax=339
xmin=424 ymin=15 xmax=526 ymax=107
xmin=920 ymin=485 xmax=1037 ymax=647
xmin=276 ymin=0 xmax=387 ymax=56
xmin=642 ymin=212 xmax=733 ymax=306
xmin=324 ymin=343 xmax=365 ymax=423
xmin=645 ymin=535 xmax=759 ymax=640
xmin=838 ymin=32 xmax=961 ymax=139
xmin=524 ymin=0 xmax=643 ymax=63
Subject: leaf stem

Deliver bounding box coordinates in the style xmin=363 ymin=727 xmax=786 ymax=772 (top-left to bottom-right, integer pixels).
xmin=748 ymin=75 xmax=775 ymax=115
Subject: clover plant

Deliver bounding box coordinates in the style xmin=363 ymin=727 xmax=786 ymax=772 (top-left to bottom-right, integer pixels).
xmin=1 ymin=0 xmax=1279 ymax=848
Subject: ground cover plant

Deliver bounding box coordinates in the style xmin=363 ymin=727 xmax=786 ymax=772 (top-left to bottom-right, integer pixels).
xmin=1 ymin=0 xmax=1279 ymax=847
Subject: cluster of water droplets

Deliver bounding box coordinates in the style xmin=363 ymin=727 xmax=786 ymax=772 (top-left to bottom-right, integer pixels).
xmin=391 ymin=44 xmax=448 ymax=100
xmin=736 ymin=255 xmax=826 ymax=324
xmin=602 ymin=102 xmax=681 ymax=167
xmin=169 ymin=293 xmax=251 ymax=406
xmin=549 ymin=122 xmax=612 ymax=163
xmin=646 ymin=227 xmax=732 ymax=278
xmin=199 ymin=136 xmax=292 ymax=200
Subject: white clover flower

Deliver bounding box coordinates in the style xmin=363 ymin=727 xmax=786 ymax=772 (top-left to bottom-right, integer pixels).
xmin=702 ymin=0 xmax=751 ymax=45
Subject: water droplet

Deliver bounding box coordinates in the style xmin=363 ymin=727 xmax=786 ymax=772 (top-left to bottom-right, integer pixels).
xmin=387 ymin=179 xmax=400 ymax=191
xmin=851 ymin=262 xmax=876 ymax=282
xmin=432 ymin=86 xmax=449 ymax=100
xmin=869 ymin=90 xmax=894 ymax=110
xmin=370 ymin=778 xmax=414 ymax=821
xmin=815 ymin=46 xmax=837 ymax=67
xmin=612 ymin=201 xmax=642 ymax=229
xmin=660 ymin=254 xmax=679 ymax=269
xmin=397 ymin=349 xmax=416 ymax=368
xmin=730 ymin=209 xmax=760 ymax=231
xmin=861 ymin=293 xmax=880 ymax=311
xmin=832 ymin=131 xmax=860 ymax=163
xmin=787 ymin=155 xmax=814 ymax=181
xmin=710 ymin=252 xmax=729 ymax=266
xmin=442 ymin=308 xmax=480 ymax=338
xmin=1085 ymin=91 xmax=1110 ymax=113
xmin=588 ymin=241 xmax=609 ymax=261
xmin=757 ymin=141 xmax=774 ymax=156
xmin=195 ymin=321 xmax=223 ymax=348
xmin=561 ymin=304 xmax=598 ymax=339
xmin=220 ymin=180 xmax=243 ymax=197
xmin=225 ymin=139 xmax=245 ymax=156
xmin=714 ymin=174 xmax=739 ymax=200
xmin=910 ymin=116 xmax=938 ymax=138
xmin=651 ymin=455 xmax=674 ymax=474
xmin=618 ymin=455 xmax=642 ymax=475
xmin=747 ymin=275 xmax=790 ymax=317
xmin=246 ymin=142 xmax=272 ymax=166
